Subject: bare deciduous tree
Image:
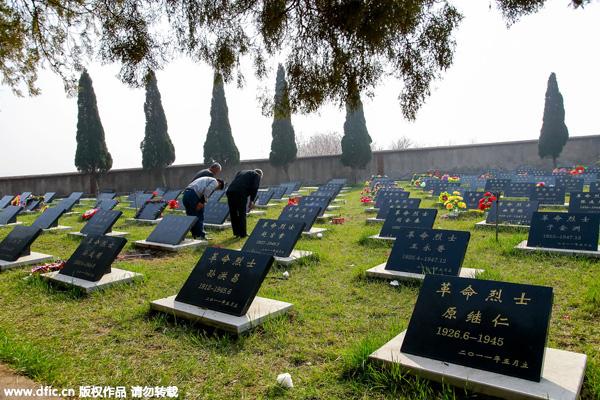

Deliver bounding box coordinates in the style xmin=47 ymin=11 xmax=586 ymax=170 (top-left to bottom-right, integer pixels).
xmin=296 ymin=132 xmax=342 ymax=157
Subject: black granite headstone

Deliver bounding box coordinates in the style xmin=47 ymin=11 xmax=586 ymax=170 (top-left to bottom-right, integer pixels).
xmin=384 ymin=227 xmax=469 ymax=275
xmin=19 ymin=192 xmax=32 ymax=202
xmin=268 ymin=187 xmax=288 ymax=200
xmin=554 ymin=176 xmax=584 ymax=193
xmin=154 ymin=187 xmax=168 ymax=197
xmin=204 ymin=202 xmax=230 ymax=225
xmin=0 ymin=225 xmax=42 ymax=261
xmin=255 ymin=190 xmax=274 ymax=206
xmin=590 ymin=182 xmax=600 ymax=193
xmin=486 ymin=201 xmax=539 ymax=225
xmin=528 ymin=187 xmax=565 ymax=205
xmin=67 ymin=192 xmax=83 ymax=204
xmin=31 ymin=207 xmax=66 ymax=230
xmin=96 ymin=192 xmax=116 ymax=202
xmin=0 ymin=196 xmax=14 ymax=210
xmin=298 ymin=195 xmax=332 ymax=216
xmin=126 ymin=190 xmax=145 ymax=202
xmin=401 ymin=274 xmax=553 ymax=382
xmin=463 ymin=177 xmax=488 ymax=190
xmin=207 ymin=189 xmax=226 ymax=202
xmin=278 ymin=183 xmax=296 ymax=196
xmin=96 ymin=199 xmax=120 ymax=211
xmin=242 ymin=218 xmax=305 ymax=258
xmin=311 ymin=189 xmax=337 ymax=199
xmin=278 ymin=205 xmax=322 ymax=232
xmin=568 ymin=192 xmax=600 ymax=214
xmin=0 ymin=206 xmax=23 ymax=225
xmin=161 ymin=190 xmax=182 ymax=202
xmin=42 ymin=192 xmax=56 ymax=204
xmin=376 ymin=198 xmax=422 ymax=219
xmin=146 ymin=214 xmax=197 ymax=245
xmin=129 ymin=193 xmax=155 ymax=208
xmin=460 ymin=191 xmax=482 ymax=210
xmin=484 ymin=179 xmax=511 ymax=193
xmin=503 ymin=182 xmax=536 ymax=198
xmin=58 ymin=235 xmax=127 ymax=282
xmin=175 ymin=248 xmax=274 ymax=316
xmin=55 ymin=197 xmax=78 ymax=213
xmin=374 ymin=190 xmax=409 ymax=208
xmin=136 ymin=200 xmax=167 ymax=220
xmin=527 ymin=211 xmax=600 ymax=251
xmin=380 ymin=209 xmax=438 ymax=238
xmin=81 ymin=209 xmax=122 ymax=236
xmin=24 ymin=197 xmax=43 ymax=211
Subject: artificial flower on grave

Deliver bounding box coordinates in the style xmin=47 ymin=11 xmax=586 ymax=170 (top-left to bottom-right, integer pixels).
xmin=288 ymin=197 xmax=300 ymax=205
xmin=438 ymin=191 xmax=450 ymax=203
xmin=478 ymin=174 xmax=491 ymax=178
xmin=478 ymin=192 xmax=497 ymax=211
xmin=448 ymin=176 xmax=460 ymax=183
xmin=10 ymin=195 xmax=21 ymax=206
xmin=413 ymin=179 xmax=421 ymax=187
xmin=40 ymin=206 xmax=49 ymax=213
xmin=152 ymin=191 xmax=158 ymax=196
xmin=553 ymin=168 xmax=568 ymax=173
xmin=441 ymin=174 xmax=450 ymax=180
xmin=135 ymin=199 xmax=168 ymax=219
xmin=570 ymin=165 xmax=586 ymax=176
xmin=168 ymin=199 xmax=179 ymax=209
xmin=82 ymin=209 xmax=98 ymax=219
xmin=537 ymin=182 xmax=545 ymax=187
xmin=444 ymin=191 xmax=466 ymax=212
xmin=30 ymin=259 xmax=67 ymax=275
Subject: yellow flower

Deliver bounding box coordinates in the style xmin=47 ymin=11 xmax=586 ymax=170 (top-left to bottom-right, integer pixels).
xmin=458 ymin=202 xmax=466 ymax=208
xmin=446 ymin=203 xmax=453 ymax=210
xmin=453 ymin=191 xmax=460 ymax=195
xmin=457 ymin=196 xmax=463 ymax=201
xmin=448 ymin=196 xmax=456 ymax=201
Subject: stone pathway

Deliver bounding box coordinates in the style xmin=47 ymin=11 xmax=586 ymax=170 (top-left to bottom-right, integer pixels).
xmin=0 ymin=364 xmax=64 ymax=400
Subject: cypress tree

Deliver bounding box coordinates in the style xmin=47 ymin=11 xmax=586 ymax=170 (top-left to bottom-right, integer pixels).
xmin=74 ymin=69 xmax=113 ymax=195
xmin=341 ymin=99 xmax=372 ymax=182
xmin=203 ymin=73 xmax=240 ymax=167
xmin=538 ymin=72 xmax=569 ymax=168
xmin=269 ymin=64 xmax=297 ymax=181
xmin=140 ymin=70 xmax=175 ymax=187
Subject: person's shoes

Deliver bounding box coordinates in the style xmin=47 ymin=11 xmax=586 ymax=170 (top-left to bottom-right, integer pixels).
xmin=198 ymin=236 xmax=212 ymax=241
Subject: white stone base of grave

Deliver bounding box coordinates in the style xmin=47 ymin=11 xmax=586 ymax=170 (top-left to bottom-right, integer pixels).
xmin=539 ymin=203 xmax=568 ymax=208
xmin=365 ymin=263 xmax=483 ymax=280
xmin=302 ymin=227 xmax=327 ymax=237
xmin=204 ymin=222 xmax=232 ymax=230
xmin=304 ymin=186 xmax=319 ymax=190
xmin=42 ymin=267 xmax=142 ymax=293
xmin=125 ymin=218 xmax=162 ymax=225
xmin=275 ymin=249 xmax=314 ymax=266
xmin=0 ymin=222 xmax=23 ymax=228
xmin=316 ymin=214 xmax=337 ymax=222
xmin=268 ymin=198 xmax=287 ymax=203
xmin=253 ymin=204 xmax=278 ymax=209
xmin=326 ymin=205 xmax=341 ymax=211
xmin=293 ymin=190 xmax=307 ymax=195
xmin=368 ymin=330 xmax=586 ymax=400
xmin=0 ymin=252 xmax=54 ymax=271
xmin=337 ymin=194 xmax=347 ymax=197
xmin=368 ymin=234 xmax=396 ymax=241
xmin=134 ymin=238 xmax=207 ymax=251
xmin=68 ymin=231 xmax=130 ymax=239
xmin=150 ymin=295 xmax=293 ymax=334
xmin=364 ymin=207 xmax=378 ymax=214
xmin=248 ymin=210 xmax=266 ymax=216
xmin=42 ymin=226 xmax=73 ymax=233
xmin=475 ymin=221 xmax=530 ymax=230
xmin=515 ymin=240 xmax=600 ymax=258
xmin=365 ymin=217 xmax=384 ymax=225
xmin=331 ymin=199 xmax=344 ymax=204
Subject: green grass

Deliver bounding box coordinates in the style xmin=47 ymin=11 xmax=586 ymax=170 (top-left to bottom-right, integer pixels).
xmin=0 ymin=186 xmax=599 ymax=399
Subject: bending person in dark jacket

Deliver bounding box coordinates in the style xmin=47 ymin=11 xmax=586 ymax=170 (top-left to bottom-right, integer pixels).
xmin=182 ymin=176 xmax=224 ymax=240
xmin=226 ymin=169 xmax=263 ymax=238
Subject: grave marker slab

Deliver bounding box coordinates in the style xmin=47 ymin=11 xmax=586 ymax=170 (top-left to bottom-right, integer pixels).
xmin=298 ymin=195 xmax=332 ymax=216
xmin=574 ymin=173 xmax=596 ymax=185
xmin=384 ymin=227 xmax=469 ymax=276
xmin=81 ymin=209 xmax=122 ymax=236
xmin=242 ymin=218 xmax=305 ymax=258
xmin=19 ymin=192 xmax=32 ymax=202
xmin=126 ymin=191 xmax=145 ymax=202
xmin=55 ymin=197 xmax=78 ymax=213
xmin=0 ymin=206 xmax=23 ymax=225
xmin=207 ymin=189 xmax=226 ymax=202
xmin=136 ymin=200 xmax=167 ymax=220
xmin=590 ymin=182 xmax=600 ymax=193
xmin=375 ymin=198 xmax=421 ymax=219
xmin=145 ymin=214 xmax=197 ymax=245
xmin=31 ymin=207 xmax=66 ymax=230
xmin=175 ymin=247 xmax=274 ymax=316
xmin=503 ymin=182 xmax=536 ymax=198
xmin=527 ymin=212 xmax=599 ymax=251
xmin=401 ymin=274 xmax=553 ymax=382
xmin=569 ymin=192 xmax=600 ymax=214
xmin=96 ymin=199 xmax=119 ymax=211
xmin=96 ymin=192 xmax=116 ymax=202
xmin=268 ymin=187 xmax=288 ymax=200
xmin=154 ymin=187 xmax=168 ymax=197
xmin=42 ymin=192 xmax=56 ymax=203
xmin=204 ymin=202 xmax=231 ymax=225
xmin=58 ymin=235 xmax=127 ymax=282
xmin=67 ymin=192 xmax=83 ymax=204
xmin=379 ymin=209 xmax=438 ymax=238
xmin=484 ymin=178 xmax=511 ymax=193
xmin=0 ymin=225 xmax=43 ymax=261
xmin=0 ymin=196 xmax=14 ymax=210
xmin=459 ymin=191 xmax=482 ymax=210
xmin=278 ymin=183 xmax=296 ymax=196
xmin=161 ymin=189 xmax=182 ymax=202
xmin=255 ymin=190 xmax=274 ymax=206
xmin=528 ymin=187 xmax=565 ymax=205
xmin=485 ymin=200 xmax=539 ymax=225
xmin=374 ymin=190 xmax=409 ymax=208
xmin=278 ymin=205 xmax=322 ymax=232
xmin=554 ymin=177 xmax=584 ymax=193
xmin=129 ymin=193 xmax=155 ymax=208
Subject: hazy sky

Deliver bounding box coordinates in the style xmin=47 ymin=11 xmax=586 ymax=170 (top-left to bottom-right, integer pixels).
xmin=1 ymin=0 xmax=598 ymax=177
